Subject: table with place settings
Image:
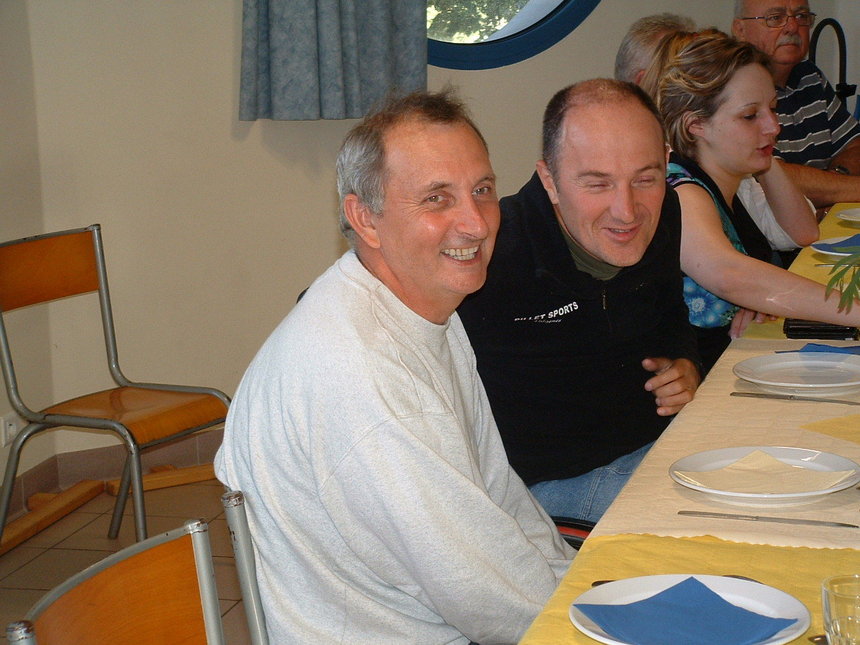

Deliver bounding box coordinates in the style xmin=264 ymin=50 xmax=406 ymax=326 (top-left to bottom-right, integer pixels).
xmin=519 ymin=205 xmax=860 ymax=645
xmin=745 ymin=201 xmax=860 ymax=341
xmin=521 ymin=337 xmax=860 ymax=644
xmin=587 ymin=337 xmax=860 ymax=551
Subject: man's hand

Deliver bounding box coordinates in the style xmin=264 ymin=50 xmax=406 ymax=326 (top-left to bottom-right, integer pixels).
xmin=642 ymin=357 xmax=701 ymax=417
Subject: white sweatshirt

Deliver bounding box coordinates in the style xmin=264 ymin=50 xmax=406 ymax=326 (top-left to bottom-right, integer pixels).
xmin=215 ymin=250 xmax=573 ymax=645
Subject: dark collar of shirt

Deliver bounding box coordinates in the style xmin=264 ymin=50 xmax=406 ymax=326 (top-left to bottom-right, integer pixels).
xmin=556 ymin=217 xmax=622 ymax=281
xmin=780 ymin=58 xmax=815 ymax=92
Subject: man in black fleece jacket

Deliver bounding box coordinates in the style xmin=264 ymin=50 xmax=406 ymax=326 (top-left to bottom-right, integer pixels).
xmin=458 ymin=79 xmax=701 ymax=523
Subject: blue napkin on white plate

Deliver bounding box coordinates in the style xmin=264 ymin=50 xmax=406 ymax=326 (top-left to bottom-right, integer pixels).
xmin=798 ymin=343 xmax=860 ymax=355
xmin=814 ymin=233 xmax=860 ymax=254
xmin=573 ymin=577 xmax=797 ymax=645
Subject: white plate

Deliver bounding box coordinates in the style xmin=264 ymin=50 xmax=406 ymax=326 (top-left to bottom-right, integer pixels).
xmin=811 ymin=235 xmax=860 ymax=256
xmin=837 ymin=208 xmax=860 ymax=223
xmin=733 ymin=352 xmax=860 ymax=397
xmin=669 ymin=446 xmax=860 ymax=505
xmin=569 ymin=574 xmax=809 ymax=645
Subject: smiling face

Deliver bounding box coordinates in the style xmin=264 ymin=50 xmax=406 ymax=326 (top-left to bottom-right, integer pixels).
xmin=733 ymin=0 xmax=811 ymax=85
xmin=536 ymin=99 xmax=667 ymax=268
xmin=345 ymin=118 xmax=499 ymax=323
xmin=690 ymin=63 xmax=781 ymax=180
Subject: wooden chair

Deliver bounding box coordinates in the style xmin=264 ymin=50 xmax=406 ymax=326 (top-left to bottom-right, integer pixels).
xmin=221 ymin=490 xmax=269 ymax=645
xmin=0 ymin=224 xmax=230 ymax=543
xmin=4 ymin=518 xmax=225 ymax=644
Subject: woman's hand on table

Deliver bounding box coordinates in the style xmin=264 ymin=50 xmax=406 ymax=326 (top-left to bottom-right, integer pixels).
xmin=730 ymin=308 xmax=778 ymax=339
xmin=642 ymin=357 xmax=701 ymax=416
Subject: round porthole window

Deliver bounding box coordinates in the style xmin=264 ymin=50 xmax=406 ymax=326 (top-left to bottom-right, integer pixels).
xmin=427 ymin=0 xmax=602 ymax=70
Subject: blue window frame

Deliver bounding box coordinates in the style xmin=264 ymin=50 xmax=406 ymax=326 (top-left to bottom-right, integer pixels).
xmin=428 ymin=0 xmax=602 ymax=70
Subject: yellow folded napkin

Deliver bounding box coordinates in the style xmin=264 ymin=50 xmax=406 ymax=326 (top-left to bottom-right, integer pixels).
xmin=740 ymin=318 xmax=786 ymax=339
xmin=674 ymin=450 xmax=856 ymax=493
xmin=520 ymin=533 xmax=860 ymax=645
xmin=802 ymin=414 xmax=860 ymax=444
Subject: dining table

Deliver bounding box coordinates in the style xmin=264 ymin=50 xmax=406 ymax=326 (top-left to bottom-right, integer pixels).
xmin=519 ymin=203 xmax=860 ymax=644
xmin=744 ymin=201 xmax=860 ymax=340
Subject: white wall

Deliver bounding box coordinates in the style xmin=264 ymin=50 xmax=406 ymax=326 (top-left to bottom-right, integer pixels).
xmin=0 ymin=0 xmax=55 ymax=470
xmin=1 ymin=0 xmax=855 ymax=473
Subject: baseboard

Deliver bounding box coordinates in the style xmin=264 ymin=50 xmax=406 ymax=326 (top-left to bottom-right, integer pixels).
xmin=3 ymin=426 xmax=223 ymax=522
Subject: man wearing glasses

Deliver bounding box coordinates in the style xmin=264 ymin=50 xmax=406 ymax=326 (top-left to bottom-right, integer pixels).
xmin=733 ymin=1 xmax=860 ymax=207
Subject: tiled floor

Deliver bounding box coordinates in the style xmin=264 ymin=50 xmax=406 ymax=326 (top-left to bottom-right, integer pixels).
xmin=0 ymin=479 xmax=252 ymax=643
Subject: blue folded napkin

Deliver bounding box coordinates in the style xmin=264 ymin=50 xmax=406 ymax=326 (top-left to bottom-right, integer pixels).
xmin=814 ymin=233 xmax=860 ymax=254
xmin=574 ymin=577 xmax=797 ymax=645
xmin=798 ymin=343 xmax=860 ymax=355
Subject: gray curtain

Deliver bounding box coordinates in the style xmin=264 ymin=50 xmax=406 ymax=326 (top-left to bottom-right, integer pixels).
xmin=240 ymin=0 xmax=427 ymax=121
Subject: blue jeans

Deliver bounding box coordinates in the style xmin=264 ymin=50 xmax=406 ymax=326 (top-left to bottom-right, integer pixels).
xmin=528 ymin=442 xmax=653 ymax=524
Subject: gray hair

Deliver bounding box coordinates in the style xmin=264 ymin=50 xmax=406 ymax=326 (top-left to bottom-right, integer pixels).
xmin=614 ymin=13 xmax=696 ymax=82
xmin=335 ymin=88 xmax=486 ymax=246
xmin=734 ymin=1 xmax=748 ymax=18
xmin=542 ymin=79 xmax=664 ymax=177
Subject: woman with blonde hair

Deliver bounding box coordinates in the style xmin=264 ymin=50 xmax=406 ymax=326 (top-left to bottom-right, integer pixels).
xmin=648 ymin=31 xmax=859 ymax=373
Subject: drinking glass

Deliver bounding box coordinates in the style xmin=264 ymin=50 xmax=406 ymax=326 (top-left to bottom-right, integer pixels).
xmin=823 ymin=574 xmax=860 ymax=645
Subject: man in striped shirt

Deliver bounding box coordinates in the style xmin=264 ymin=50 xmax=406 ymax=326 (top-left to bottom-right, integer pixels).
xmin=733 ymin=0 xmax=860 ymax=207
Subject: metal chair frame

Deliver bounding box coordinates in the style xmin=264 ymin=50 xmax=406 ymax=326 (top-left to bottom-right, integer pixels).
xmin=0 ymin=224 xmax=229 ymax=543
xmin=215 ymin=490 xmax=580 ymax=640
xmin=5 ymin=518 xmax=225 ymax=644
xmin=221 ymin=490 xmax=269 ymax=645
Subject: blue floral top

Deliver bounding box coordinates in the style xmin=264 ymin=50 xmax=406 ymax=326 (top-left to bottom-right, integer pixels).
xmin=667 ymin=161 xmax=746 ymax=329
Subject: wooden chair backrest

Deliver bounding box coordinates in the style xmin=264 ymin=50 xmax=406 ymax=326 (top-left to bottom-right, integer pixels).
xmin=0 ymin=228 xmax=99 ymax=312
xmin=33 ymin=533 xmax=210 ymax=645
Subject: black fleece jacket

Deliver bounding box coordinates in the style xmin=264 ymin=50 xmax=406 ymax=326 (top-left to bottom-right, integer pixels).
xmin=458 ymin=172 xmax=700 ymax=485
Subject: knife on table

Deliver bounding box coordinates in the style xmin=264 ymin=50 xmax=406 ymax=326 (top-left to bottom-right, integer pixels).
xmin=730 ymin=391 xmax=860 ymax=405
xmin=678 ymin=510 xmax=859 ymax=529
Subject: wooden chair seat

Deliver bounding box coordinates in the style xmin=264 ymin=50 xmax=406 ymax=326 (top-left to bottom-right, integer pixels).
xmin=43 ymin=387 xmax=228 ymax=445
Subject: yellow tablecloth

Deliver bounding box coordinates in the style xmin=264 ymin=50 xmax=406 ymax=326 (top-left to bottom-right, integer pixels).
xmin=520 ymin=533 xmax=860 ymax=644
xmin=803 ymin=413 xmax=860 ymax=443
xmin=745 ymin=202 xmax=860 ymax=339
xmin=520 ymin=204 xmax=860 ymax=644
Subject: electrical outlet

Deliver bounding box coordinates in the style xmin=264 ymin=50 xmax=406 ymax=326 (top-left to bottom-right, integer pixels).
xmin=2 ymin=412 xmax=23 ymax=447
